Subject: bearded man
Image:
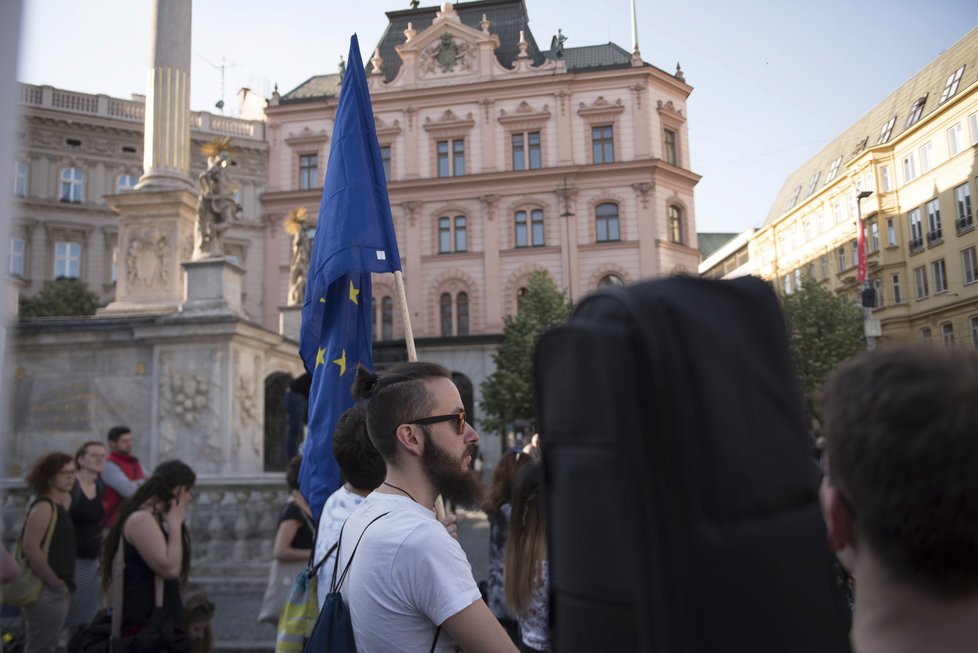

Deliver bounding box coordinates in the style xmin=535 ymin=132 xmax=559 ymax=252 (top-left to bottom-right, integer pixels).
xmin=337 ymin=362 xmax=517 ymax=653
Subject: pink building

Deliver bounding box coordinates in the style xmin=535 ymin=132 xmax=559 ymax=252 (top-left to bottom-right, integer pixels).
xmin=262 ymin=0 xmax=700 ymax=443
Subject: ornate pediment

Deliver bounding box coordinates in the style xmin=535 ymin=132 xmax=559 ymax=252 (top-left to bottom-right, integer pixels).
xmin=422 ymin=109 xmax=476 ymax=138
xmin=497 ymin=101 xmax=551 ymax=130
xmin=577 ymin=96 xmax=625 ymax=124
xmin=285 ymin=126 xmax=329 ymax=147
xmin=374 ymin=116 xmax=402 ymax=140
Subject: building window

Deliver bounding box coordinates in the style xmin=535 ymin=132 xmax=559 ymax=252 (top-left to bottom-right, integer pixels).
xmin=298 ymin=154 xmax=318 ymax=190
xmin=971 ymin=111 xmax=978 ymax=145
xmin=595 ymin=202 xmax=620 ymax=242
xmin=832 ymin=201 xmax=843 ymax=225
xmin=962 ymin=246 xmax=978 ymax=285
xmin=850 ymin=240 xmax=858 ymax=266
xmin=116 ymin=174 xmax=138 ymax=192
xmin=515 ymin=209 xmax=545 ymax=248
xmin=886 ymin=218 xmax=897 ymax=246
xmin=815 ymin=208 xmax=826 ymax=233
xmin=836 ymin=246 xmax=846 ymax=272
xmin=955 ymin=183 xmax=973 ymax=231
xmin=939 ymin=65 xmax=965 ymax=104
xmin=592 ymin=125 xmax=614 ymax=164
xmin=381 ymin=296 xmax=394 ymax=340
xmin=438 ymin=215 xmax=467 ymax=253
xmin=668 ymin=205 xmax=684 ymax=244
xmin=908 ymin=208 xmax=923 ymax=251
xmin=13 ymin=160 xmax=27 ymax=197
xmin=456 ymin=292 xmax=469 ymax=336
xmin=380 ymin=145 xmax=392 ymax=181
xmin=948 ymin=123 xmax=965 ymax=156
xmin=941 ymin=322 xmax=955 ymax=348
xmin=663 ymin=129 xmax=678 ymax=165
xmin=919 ymin=142 xmax=934 ymax=173
xmin=925 ymin=199 xmax=942 ymax=244
xmin=9 ymin=238 xmax=25 ymax=276
xmin=880 ymin=165 xmax=891 ymax=192
xmin=920 ymin=327 xmax=932 ymax=343
xmin=60 ymin=167 xmax=84 ymax=202
xmin=877 ymin=117 xmax=896 ymax=144
xmin=805 ymin=172 xmax=821 ymax=198
xmin=913 ymin=265 xmax=928 ymax=298
xmin=933 ymin=259 xmax=948 ymax=293
xmin=891 ymin=273 xmax=902 ymax=304
xmin=905 ymin=96 xmax=926 ymax=129
xmin=440 ymin=292 xmax=452 ymax=336
xmin=826 ymin=156 xmax=842 ymax=184
xmin=437 ymin=139 xmax=465 ymax=177
xmin=873 ymin=277 xmax=885 ymax=308
xmin=512 ymin=132 xmax=541 ymax=170
xmin=972 ymin=316 xmax=978 ymax=349
xmin=598 ymin=274 xmax=624 ymax=288
xmin=902 ymin=153 xmax=917 ymax=183
xmin=869 ymin=222 xmax=879 ymax=253
xmin=54 ymin=241 xmax=81 ymax=278
xmin=783 ymin=273 xmax=793 ymax=295
xmin=787 ymin=186 xmax=801 ymax=210
xmin=819 ymin=254 xmax=829 ymax=280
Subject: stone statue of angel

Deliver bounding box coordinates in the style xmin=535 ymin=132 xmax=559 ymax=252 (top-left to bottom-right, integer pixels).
xmin=285 ymin=207 xmax=312 ymax=305
xmin=195 ymin=137 xmax=241 ymax=258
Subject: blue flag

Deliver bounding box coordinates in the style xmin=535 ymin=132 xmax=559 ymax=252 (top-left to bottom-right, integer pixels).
xmin=299 ymin=34 xmax=402 ymax=520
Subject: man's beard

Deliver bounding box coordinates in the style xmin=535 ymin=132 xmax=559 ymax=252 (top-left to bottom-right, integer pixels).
xmin=420 ymin=435 xmax=484 ymax=509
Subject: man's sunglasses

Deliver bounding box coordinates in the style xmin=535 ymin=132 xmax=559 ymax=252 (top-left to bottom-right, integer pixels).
xmin=408 ymin=411 xmax=466 ymax=435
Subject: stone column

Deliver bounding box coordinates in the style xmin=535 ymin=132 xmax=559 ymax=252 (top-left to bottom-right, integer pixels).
xmin=138 ymin=0 xmax=193 ymax=190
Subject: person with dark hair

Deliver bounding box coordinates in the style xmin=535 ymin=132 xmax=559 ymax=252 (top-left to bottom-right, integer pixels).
xmin=504 ymin=462 xmax=549 ymax=653
xmin=65 ymin=441 xmax=106 ymax=632
xmin=184 ymin=592 xmax=216 ymax=653
xmin=335 ymin=362 xmax=516 ymax=652
xmin=19 ymin=452 xmax=77 ymax=652
xmin=258 ymin=456 xmax=314 ymax=624
xmin=314 ymin=403 xmax=386 ymax=608
xmin=101 ymin=425 xmax=145 ymax=526
xmin=100 ymin=459 xmax=196 ymax=636
xmin=819 ymin=344 xmax=978 ymax=653
xmin=485 ymin=450 xmax=531 ymax=643
xmin=285 ymin=372 xmax=311 ymax=461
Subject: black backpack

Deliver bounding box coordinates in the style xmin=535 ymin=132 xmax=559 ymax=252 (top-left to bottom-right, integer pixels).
xmin=534 ymin=275 xmax=852 ymax=653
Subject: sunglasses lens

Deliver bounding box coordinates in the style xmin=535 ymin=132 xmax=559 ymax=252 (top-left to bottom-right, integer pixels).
xmin=458 ymin=413 xmax=465 ymax=434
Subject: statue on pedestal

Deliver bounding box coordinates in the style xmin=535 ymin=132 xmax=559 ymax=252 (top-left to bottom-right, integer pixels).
xmin=285 ymin=207 xmax=312 ymax=305
xmin=195 ymin=138 xmax=241 ymax=259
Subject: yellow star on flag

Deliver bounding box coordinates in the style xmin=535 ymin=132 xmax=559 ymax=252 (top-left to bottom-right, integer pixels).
xmin=319 ymin=297 xmax=326 ymax=303
xmin=348 ymin=279 xmax=360 ymax=305
xmin=333 ymin=349 xmax=347 ymax=376
xmin=315 ymin=347 xmax=326 ymax=368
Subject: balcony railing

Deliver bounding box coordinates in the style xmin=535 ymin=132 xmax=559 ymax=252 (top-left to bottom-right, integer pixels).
xmin=926 ymin=229 xmax=943 ymax=245
xmin=908 ymin=237 xmax=924 ymax=252
xmin=957 ymin=215 xmax=974 ymax=233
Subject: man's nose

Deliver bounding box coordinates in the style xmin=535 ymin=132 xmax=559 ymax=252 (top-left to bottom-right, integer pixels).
xmin=463 ymin=422 xmax=479 ymax=443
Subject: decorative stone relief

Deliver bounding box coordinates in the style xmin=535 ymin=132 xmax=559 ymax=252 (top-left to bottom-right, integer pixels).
xmin=157 ymin=350 xmax=222 ymax=468
xmin=232 ymin=351 xmax=262 ymax=461
xmin=632 ymin=182 xmax=653 ymax=209
xmin=419 ymin=33 xmax=477 ymax=77
xmin=126 ymin=227 xmax=169 ymax=288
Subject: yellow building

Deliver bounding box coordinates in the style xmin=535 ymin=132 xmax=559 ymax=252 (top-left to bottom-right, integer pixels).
xmin=752 ymin=27 xmax=978 ymax=347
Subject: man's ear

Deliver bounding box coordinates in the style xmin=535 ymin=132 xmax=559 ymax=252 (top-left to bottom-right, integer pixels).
xmin=820 ymin=482 xmax=856 ymax=553
xmin=395 ymin=424 xmax=423 ymax=458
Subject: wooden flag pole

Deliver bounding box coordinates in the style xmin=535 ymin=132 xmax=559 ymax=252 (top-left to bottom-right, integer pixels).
xmin=392 ymin=269 xmax=448 ymax=522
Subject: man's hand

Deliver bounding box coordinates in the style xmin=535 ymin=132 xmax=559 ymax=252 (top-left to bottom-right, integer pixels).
xmin=441 ymin=512 xmax=459 ymax=540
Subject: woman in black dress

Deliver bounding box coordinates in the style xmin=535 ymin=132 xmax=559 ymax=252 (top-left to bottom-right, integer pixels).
xmin=65 ymin=440 xmax=106 ymax=631
xmin=100 ymin=459 xmax=196 ymax=636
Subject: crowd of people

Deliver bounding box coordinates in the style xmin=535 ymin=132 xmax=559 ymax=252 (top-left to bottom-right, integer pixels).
xmin=0 ymin=427 xmax=214 ymax=653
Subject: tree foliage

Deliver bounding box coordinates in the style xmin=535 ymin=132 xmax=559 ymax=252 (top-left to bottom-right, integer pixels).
xmin=781 ymin=276 xmax=865 ymax=419
xmin=480 ymin=270 xmax=574 ymax=433
xmin=20 ymin=277 xmax=101 ymax=318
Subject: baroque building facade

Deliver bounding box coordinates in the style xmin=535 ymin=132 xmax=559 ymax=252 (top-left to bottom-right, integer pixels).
xmin=750 ymin=27 xmax=978 ymax=346
xmin=262 ymin=0 xmax=700 ymax=434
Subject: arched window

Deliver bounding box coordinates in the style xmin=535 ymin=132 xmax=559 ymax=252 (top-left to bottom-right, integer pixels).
xmin=517 ymin=286 xmax=527 ymax=312
xmin=438 ymin=215 xmax=468 ymax=253
xmin=456 ymin=292 xmax=469 ymax=336
xmin=381 ymin=296 xmax=394 ymax=340
xmin=598 ymin=274 xmax=624 ymax=288
xmin=669 ymin=205 xmax=684 ymax=244
xmin=13 ymin=160 xmax=27 ymax=197
xmin=514 ymin=210 xmax=545 ymax=248
xmin=60 ymin=167 xmax=84 ymax=202
xmin=515 ymin=211 xmax=528 ymax=247
xmin=595 ymin=202 xmax=620 ymax=242
xmin=454 ymin=216 xmax=467 ymax=252
xmin=116 ymin=174 xmax=138 ymax=193
xmin=531 ymin=209 xmax=544 ymax=246
xmin=440 ymin=292 xmax=453 ymax=336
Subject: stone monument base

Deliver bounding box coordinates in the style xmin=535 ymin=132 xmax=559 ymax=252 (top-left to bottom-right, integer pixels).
xmin=279 ymin=305 xmax=302 ymax=342
xmin=181 ymin=257 xmax=245 ymax=317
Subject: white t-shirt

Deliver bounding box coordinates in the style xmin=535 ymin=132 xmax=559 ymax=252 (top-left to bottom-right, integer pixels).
xmin=315 ymin=485 xmax=366 ymax=608
xmin=337 ymin=492 xmax=482 ymax=653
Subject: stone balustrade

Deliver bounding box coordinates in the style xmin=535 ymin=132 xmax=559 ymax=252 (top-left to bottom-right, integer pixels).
xmin=0 ymin=476 xmax=288 ymax=581
xmin=18 ymin=82 xmax=265 ymax=142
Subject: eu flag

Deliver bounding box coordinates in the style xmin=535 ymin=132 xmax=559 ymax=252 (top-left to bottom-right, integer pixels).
xmin=299 ymin=34 xmax=402 ymax=520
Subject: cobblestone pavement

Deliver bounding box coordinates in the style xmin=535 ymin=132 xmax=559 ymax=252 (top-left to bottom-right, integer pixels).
xmin=205 ymin=508 xmax=490 ymax=652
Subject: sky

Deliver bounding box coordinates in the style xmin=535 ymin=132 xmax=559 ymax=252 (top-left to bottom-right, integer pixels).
xmin=16 ymin=0 xmax=976 ymax=235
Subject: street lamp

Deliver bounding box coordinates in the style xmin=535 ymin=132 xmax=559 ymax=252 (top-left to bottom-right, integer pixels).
xmin=856 ymin=190 xmax=878 ymax=349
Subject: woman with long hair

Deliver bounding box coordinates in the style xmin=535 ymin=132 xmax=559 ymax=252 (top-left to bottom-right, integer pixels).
xmin=20 ymin=452 xmax=77 ymax=653
xmin=484 ymin=450 xmax=531 ymax=643
xmin=65 ymin=440 xmax=106 ymax=632
xmin=504 ymin=461 xmax=550 ymax=653
xmin=184 ymin=592 xmax=216 ymax=653
xmin=100 ymin=459 xmax=196 ymax=635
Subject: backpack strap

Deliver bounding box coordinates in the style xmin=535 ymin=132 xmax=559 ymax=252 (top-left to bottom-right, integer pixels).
xmin=329 ymin=511 xmax=390 ymax=593
xmin=429 ymin=625 xmax=441 ymax=653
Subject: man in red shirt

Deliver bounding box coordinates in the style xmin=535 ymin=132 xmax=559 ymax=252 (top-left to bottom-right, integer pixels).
xmin=101 ymin=425 xmax=146 ymax=526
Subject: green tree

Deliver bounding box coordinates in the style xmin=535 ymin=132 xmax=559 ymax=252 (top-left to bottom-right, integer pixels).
xmin=20 ymin=277 xmax=101 ymax=318
xmin=480 ymin=270 xmax=573 ymax=433
xmin=782 ymin=276 xmax=864 ymax=419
